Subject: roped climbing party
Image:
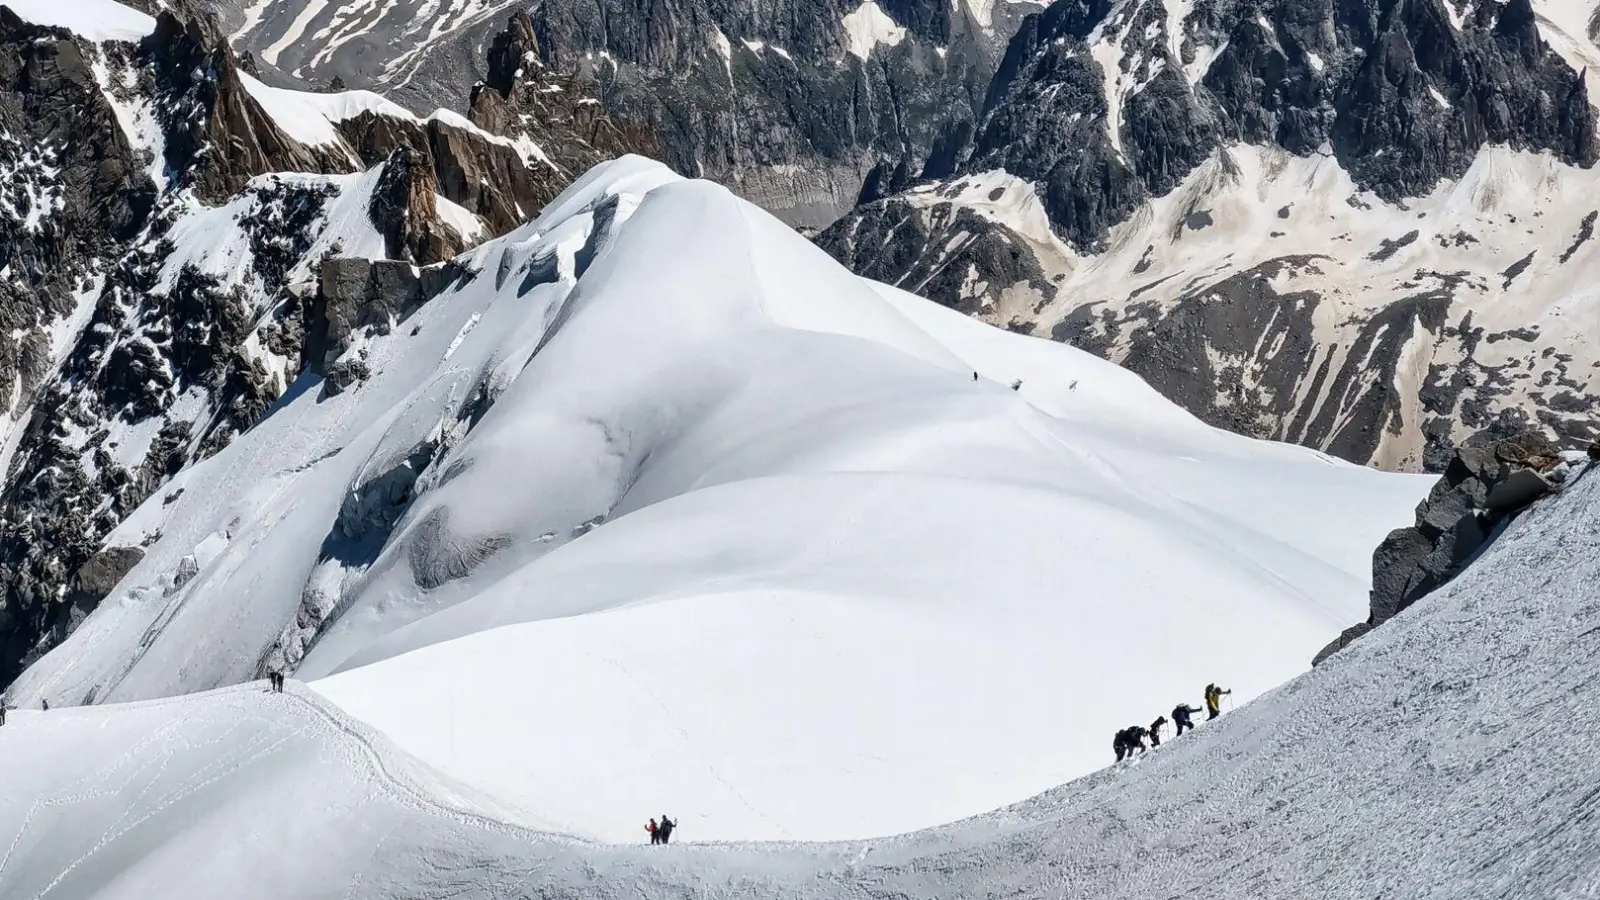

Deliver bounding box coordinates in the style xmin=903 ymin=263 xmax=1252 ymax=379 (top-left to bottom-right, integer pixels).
xmin=1115 ymin=683 xmax=1230 ymax=762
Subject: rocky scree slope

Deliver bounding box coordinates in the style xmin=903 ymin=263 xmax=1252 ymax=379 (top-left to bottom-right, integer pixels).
xmin=0 ymin=0 xmax=652 ymax=690
xmin=820 ymin=0 xmax=1600 ymax=470
xmin=214 ymin=0 xmax=1046 ymax=228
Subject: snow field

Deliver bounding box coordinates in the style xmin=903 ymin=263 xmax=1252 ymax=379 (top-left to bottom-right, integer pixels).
xmin=0 ymin=465 xmax=1593 ymax=898
xmin=11 ymin=156 xmax=1426 ymax=845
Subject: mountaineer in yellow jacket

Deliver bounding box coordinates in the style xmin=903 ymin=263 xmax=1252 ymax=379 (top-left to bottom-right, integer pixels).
xmin=1204 ymin=683 xmax=1231 ymax=720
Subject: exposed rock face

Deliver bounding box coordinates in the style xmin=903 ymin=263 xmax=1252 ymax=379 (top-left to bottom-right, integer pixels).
xmin=1314 ymin=428 xmax=1585 ymax=664
xmin=144 ymin=12 xmax=344 ymax=202
xmin=525 ymin=0 xmax=1032 ymax=226
xmin=816 ymin=183 xmax=1066 ymax=318
xmin=306 ymin=258 xmax=427 ymax=395
xmin=819 ymin=0 xmax=1600 ymax=469
xmin=62 ymin=548 xmax=146 ymax=632
xmin=0 ymin=6 xmax=657 ymax=690
xmin=367 ymin=147 xmax=462 ymax=265
xmin=218 ymin=0 xmax=1044 ymax=227
xmin=467 ymin=10 xmax=661 ymax=171
xmin=927 ymin=0 xmax=1596 ymax=253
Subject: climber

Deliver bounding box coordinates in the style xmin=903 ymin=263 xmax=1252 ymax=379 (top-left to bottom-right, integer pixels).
xmin=1149 ymin=715 xmax=1167 ymax=747
xmin=972 ymin=371 xmax=979 ymax=381
xmin=646 ymin=818 xmax=660 ymax=845
xmin=0 ymin=705 xmax=6 ymax=726
xmin=1126 ymin=726 xmax=1148 ymax=755
xmin=40 ymin=699 xmax=48 ymax=711
xmin=268 ymin=669 xmax=285 ymax=693
xmin=1171 ymin=702 xmax=1201 ymax=735
xmin=1205 ymin=683 xmax=1231 ymax=720
xmin=1114 ymin=726 xmax=1147 ymax=761
xmin=658 ymin=814 xmax=676 ymax=845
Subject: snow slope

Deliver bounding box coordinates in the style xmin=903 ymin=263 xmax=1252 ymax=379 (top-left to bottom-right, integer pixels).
xmin=0 ymin=460 xmax=1592 ymax=899
xmin=9 ymin=157 xmax=1427 ymax=843
xmin=1 ymin=0 xmax=155 ymax=42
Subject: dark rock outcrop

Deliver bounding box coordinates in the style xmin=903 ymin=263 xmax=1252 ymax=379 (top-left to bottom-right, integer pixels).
xmin=143 ymin=12 xmax=347 ymax=203
xmin=368 ymin=147 xmax=463 ymax=265
xmin=63 ymin=548 xmax=145 ymax=630
xmin=1314 ymin=429 xmax=1577 ymax=664
xmin=305 ymin=259 xmax=425 ymax=395
xmin=814 ymin=190 xmax=1058 ymax=316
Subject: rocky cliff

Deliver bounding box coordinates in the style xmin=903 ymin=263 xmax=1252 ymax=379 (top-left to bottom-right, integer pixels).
xmin=0 ymin=2 xmax=654 ymax=689
xmin=1315 ymin=430 xmax=1596 ymax=662
xmin=215 ymin=0 xmax=1044 ymax=227
xmin=819 ymin=0 xmax=1600 ymax=469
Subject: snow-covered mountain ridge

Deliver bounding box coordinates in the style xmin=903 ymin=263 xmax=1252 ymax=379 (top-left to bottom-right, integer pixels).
xmin=819 ymin=0 xmax=1600 ymax=471
xmin=205 ymin=0 xmax=1598 ymax=474
xmin=0 ymin=0 xmax=655 ymax=687
xmin=7 ymin=155 xmax=1428 ymax=843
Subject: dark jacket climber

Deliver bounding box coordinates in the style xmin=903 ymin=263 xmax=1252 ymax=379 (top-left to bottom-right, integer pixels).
xmin=659 ymin=815 xmax=675 ymax=844
xmin=1205 ymin=684 xmax=1231 ymax=720
xmin=1114 ymin=726 xmax=1148 ymax=761
xmin=1149 ymin=716 xmax=1167 ymax=746
xmin=1128 ymin=726 xmax=1147 ymax=752
xmin=646 ymin=818 xmax=659 ymax=845
xmin=1172 ymin=703 xmax=1200 ymax=735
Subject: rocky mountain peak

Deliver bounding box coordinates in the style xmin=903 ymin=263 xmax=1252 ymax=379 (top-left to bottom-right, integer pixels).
xmin=483 ymin=8 xmax=541 ymax=99
xmin=369 ymin=146 xmax=463 ymax=265
xmin=143 ymin=10 xmax=344 ymax=202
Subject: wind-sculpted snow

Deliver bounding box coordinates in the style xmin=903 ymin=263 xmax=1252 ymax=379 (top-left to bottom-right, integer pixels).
xmin=11 ymin=157 xmax=1427 ymax=843
xmin=0 ymin=465 xmax=1593 ymax=898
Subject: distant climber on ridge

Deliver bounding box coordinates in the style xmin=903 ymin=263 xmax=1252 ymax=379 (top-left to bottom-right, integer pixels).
xmin=1205 ymin=683 xmax=1231 ymax=720
xmin=646 ymin=817 xmax=659 ymax=844
xmin=268 ymin=669 xmax=285 ymax=693
xmin=1149 ymin=715 xmax=1167 ymax=746
xmin=658 ymin=814 xmax=676 ymax=844
xmin=1172 ymin=702 xmax=1201 ymax=735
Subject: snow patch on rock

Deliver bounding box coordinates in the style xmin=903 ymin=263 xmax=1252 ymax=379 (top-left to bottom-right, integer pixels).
xmin=841 ymin=1 xmax=909 ymax=61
